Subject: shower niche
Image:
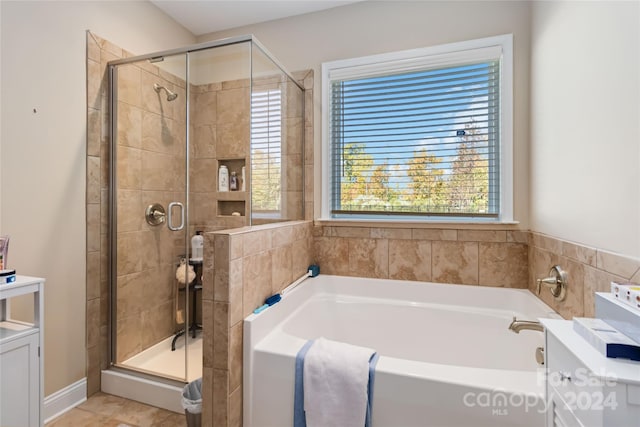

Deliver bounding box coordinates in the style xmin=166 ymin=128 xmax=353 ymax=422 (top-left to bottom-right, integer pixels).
xmin=216 ymin=158 xmax=246 ymax=217
xmin=106 ymin=36 xmax=304 ymax=388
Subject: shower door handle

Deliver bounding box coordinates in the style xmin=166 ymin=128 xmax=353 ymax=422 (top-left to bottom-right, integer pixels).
xmin=167 ymin=202 xmax=185 ymax=231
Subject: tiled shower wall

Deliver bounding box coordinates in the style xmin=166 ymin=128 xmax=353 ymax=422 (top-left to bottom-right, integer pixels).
xmin=113 ymin=56 xmax=189 ymax=364
xmin=86 ymin=31 xmax=122 ymax=396
xmin=88 ymin=30 xmax=195 ymax=388
xmin=190 ymin=73 xmax=307 ymax=232
xmin=86 ymin=32 xmax=313 ymax=412
xmin=190 ymin=79 xmax=248 ymax=231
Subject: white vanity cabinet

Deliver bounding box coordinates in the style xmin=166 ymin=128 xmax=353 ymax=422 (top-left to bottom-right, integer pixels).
xmin=0 ymin=276 xmax=45 ymax=427
xmin=542 ymin=319 xmax=640 ymax=427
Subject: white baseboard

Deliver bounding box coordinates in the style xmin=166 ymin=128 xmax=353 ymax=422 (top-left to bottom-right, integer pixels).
xmin=43 ymin=378 xmax=87 ymax=424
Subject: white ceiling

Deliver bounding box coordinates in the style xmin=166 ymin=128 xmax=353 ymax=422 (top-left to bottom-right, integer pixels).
xmin=150 ymin=0 xmax=362 ymax=36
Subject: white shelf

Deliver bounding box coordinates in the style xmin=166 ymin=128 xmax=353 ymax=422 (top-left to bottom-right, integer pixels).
xmin=216 ymin=191 xmax=247 ymax=201
xmin=0 ymin=276 xmax=43 ymax=299
xmin=0 ymin=320 xmax=37 ymax=342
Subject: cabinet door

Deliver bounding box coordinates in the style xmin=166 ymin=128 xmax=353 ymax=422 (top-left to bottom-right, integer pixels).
xmin=0 ymin=333 xmax=40 ymax=427
xmin=548 ymin=389 xmax=584 ymax=427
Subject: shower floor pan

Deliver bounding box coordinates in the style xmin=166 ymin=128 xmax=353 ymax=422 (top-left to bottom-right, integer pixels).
xmin=102 ymin=335 xmax=202 ymax=413
xmin=123 ymin=335 xmax=202 ymax=382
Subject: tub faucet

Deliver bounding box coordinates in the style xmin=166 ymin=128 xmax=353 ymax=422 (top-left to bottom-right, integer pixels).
xmin=508 ymin=316 xmax=544 ymax=333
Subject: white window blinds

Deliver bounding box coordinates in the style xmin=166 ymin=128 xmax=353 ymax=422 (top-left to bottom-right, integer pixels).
xmin=251 ymin=89 xmax=282 ymax=211
xmin=329 ymin=60 xmax=500 ymax=217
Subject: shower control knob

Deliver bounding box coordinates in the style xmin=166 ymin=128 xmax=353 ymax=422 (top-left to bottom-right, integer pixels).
xmin=145 ymin=203 xmax=166 ymax=226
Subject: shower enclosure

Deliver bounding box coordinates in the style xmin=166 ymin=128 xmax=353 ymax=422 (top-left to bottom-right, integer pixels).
xmin=106 ymin=36 xmax=304 ymax=391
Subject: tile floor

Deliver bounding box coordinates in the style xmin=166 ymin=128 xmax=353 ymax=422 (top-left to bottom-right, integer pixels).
xmin=45 ymin=392 xmax=187 ymax=427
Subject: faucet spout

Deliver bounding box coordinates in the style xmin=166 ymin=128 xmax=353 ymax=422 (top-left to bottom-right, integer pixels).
xmin=508 ymin=316 xmax=544 ymax=333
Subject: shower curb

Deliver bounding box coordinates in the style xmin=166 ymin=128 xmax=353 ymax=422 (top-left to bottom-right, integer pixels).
xmin=101 ymin=370 xmax=183 ymax=414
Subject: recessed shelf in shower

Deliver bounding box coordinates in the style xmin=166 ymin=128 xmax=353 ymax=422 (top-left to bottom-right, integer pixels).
xmin=217 ymin=158 xmax=247 ymax=217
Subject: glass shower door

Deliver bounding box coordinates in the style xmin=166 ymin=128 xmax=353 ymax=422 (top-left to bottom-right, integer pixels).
xmin=110 ymin=39 xmax=255 ymax=384
xmin=111 ymin=52 xmax=194 ymax=382
xmin=187 ymin=42 xmax=252 ymax=230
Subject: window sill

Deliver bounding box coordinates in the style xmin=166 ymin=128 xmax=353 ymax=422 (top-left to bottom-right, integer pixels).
xmin=315 ymin=217 xmax=521 ymax=230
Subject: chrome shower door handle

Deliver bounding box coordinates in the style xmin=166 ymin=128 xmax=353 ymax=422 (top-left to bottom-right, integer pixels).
xmin=167 ymin=202 xmax=185 ymax=231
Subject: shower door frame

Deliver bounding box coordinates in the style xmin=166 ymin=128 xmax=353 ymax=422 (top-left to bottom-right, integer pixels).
xmin=107 ymin=34 xmax=305 ymax=384
xmin=107 ymin=55 xmax=194 ymax=383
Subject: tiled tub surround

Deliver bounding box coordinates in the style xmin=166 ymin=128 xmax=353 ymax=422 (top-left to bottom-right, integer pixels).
xmin=196 ymin=223 xmax=640 ymax=427
xmin=200 ymin=220 xmax=313 ymax=426
xmin=528 ymin=232 xmax=640 ymax=319
xmin=313 ymin=226 xmax=530 ymax=288
xmin=313 ymin=226 xmax=640 ymax=320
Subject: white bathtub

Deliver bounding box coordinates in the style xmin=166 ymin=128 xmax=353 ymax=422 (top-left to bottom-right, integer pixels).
xmin=243 ymin=275 xmax=559 ymax=427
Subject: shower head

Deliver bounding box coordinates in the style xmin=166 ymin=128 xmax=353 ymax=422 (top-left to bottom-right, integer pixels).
xmin=153 ymin=83 xmax=178 ymax=102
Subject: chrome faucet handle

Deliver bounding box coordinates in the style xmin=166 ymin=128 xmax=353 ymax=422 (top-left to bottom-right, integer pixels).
xmin=536 ymin=265 xmax=567 ymax=301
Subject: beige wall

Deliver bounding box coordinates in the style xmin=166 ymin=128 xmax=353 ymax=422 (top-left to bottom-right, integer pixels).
xmin=0 ymin=0 xmax=194 ymax=396
xmin=530 ymin=1 xmax=640 ymax=258
xmin=199 ymin=0 xmax=532 ymax=229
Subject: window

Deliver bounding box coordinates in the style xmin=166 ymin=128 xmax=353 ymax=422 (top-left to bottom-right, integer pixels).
xmin=322 ymin=35 xmax=513 ymax=221
xmin=251 ymin=88 xmax=282 ymax=213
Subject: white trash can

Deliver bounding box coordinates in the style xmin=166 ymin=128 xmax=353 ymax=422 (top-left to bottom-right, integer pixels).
xmin=182 ymin=377 xmax=202 ymax=427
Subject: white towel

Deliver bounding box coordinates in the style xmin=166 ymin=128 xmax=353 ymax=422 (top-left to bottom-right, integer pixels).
xmin=303 ymin=337 xmax=375 ymax=427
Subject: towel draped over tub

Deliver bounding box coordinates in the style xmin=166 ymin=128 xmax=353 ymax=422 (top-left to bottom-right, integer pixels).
xmin=294 ymin=337 xmax=379 ymax=427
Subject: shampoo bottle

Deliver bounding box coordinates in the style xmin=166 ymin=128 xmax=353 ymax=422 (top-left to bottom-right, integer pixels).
xmin=191 ymin=231 xmax=204 ymax=261
xmin=219 ymin=165 xmax=229 ymax=192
